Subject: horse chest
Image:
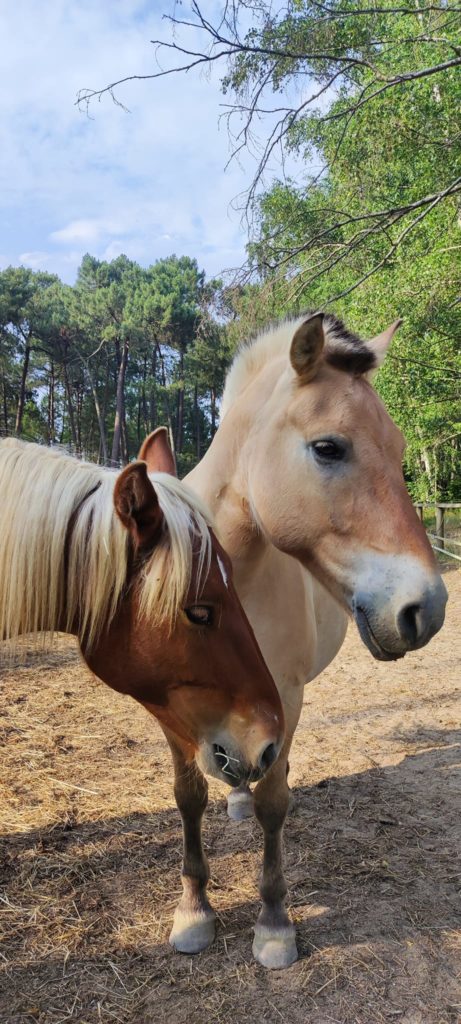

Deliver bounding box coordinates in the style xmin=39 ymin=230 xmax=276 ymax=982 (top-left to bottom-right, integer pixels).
xmin=232 ymin=548 xmax=320 ymax=689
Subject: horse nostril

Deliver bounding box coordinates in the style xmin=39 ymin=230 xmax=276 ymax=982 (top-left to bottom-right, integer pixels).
xmin=397 ymin=603 xmax=420 ymax=646
xmin=259 ymin=742 xmax=278 ymax=774
xmin=212 ymin=743 xmax=240 ymax=781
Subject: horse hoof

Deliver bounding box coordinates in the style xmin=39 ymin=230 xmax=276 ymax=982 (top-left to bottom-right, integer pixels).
xmin=252 ymin=924 xmax=298 ymax=969
xmin=169 ymin=908 xmax=216 ymax=954
xmin=227 ymin=790 xmax=254 ymax=821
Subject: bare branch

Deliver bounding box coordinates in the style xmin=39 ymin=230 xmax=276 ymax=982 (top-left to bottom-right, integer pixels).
xmin=308 ymin=3 xmax=461 ymax=17
xmin=250 ymin=180 xmax=461 ymax=274
xmin=324 ymin=176 xmax=461 ymax=303
xmin=77 ymin=1 xmax=461 ymax=299
xmin=322 ymin=56 xmax=461 ymax=126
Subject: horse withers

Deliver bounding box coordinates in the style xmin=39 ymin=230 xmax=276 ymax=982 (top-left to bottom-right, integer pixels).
xmin=0 ymin=430 xmax=284 ymax=956
xmin=187 ymin=313 xmax=447 ymax=967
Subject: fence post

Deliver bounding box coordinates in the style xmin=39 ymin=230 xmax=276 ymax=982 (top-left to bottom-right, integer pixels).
xmin=415 ymin=504 xmax=424 ymax=522
xmin=435 ymin=505 xmax=445 ymax=550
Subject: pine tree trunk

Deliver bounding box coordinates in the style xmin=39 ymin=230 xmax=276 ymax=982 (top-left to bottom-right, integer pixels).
xmin=176 ymin=348 xmax=185 ymax=453
xmin=141 ymin=353 xmax=148 ymax=438
xmin=137 ymin=390 xmax=142 ymax=448
xmin=83 ymin=359 xmax=108 ymax=464
xmin=149 ymin=346 xmax=157 ymax=431
xmin=194 ymin=384 xmax=200 ymax=460
xmin=111 ymin=339 xmax=129 ymax=466
xmin=15 ymin=340 xmax=31 ymax=435
xmin=63 ymin=363 xmax=78 ymax=449
xmin=47 ymin=361 xmax=55 ymax=443
xmin=157 ymin=344 xmax=175 ymax=452
xmin=99 ymin=353 xmax=111 ymax=464
xmin=210 ymin=387 xmax=217 ymax=436
xmin=2 ymin=378 xmax=9 ymax=435
xmin=121 ymin=408 xmax=129 ymax=464
xmin=76 ymin=387 xmax=83 ymax=455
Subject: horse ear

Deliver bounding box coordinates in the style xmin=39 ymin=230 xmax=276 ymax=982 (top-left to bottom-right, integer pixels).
xmin=114 ymin=462 xmax=163 ymax=549
xmin=290 ymin=314 xmax=325 ymax=383
xmin=368 ymin=319 xmax=402 ymax=368
xmin=138 ymin=427 xmax=177 ymax=476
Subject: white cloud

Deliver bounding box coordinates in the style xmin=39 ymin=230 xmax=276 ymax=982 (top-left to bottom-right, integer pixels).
xmin=18 ymin=251 xmax=52 ymax=269
xmin=50 ymin=219 xmax=118 ymax=245
xmin=0 ymin=1 xmax=272 ymax=283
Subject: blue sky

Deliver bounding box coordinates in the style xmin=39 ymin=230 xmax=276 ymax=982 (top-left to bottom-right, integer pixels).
xmin=0 ymin=1 xmax=273 ymax=284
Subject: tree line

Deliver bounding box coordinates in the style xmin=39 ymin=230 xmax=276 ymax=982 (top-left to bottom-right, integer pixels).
xmin=2 ymin=243 xmax=459 ymax=501
xmin=0 ymin=254 xmax=232 ymax=474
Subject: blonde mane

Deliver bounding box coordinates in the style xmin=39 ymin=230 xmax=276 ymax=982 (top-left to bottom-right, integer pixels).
xmin=0 ymin=439 xmax=212 ymax=652
xmin=221 ymin=313 xmax=371 ymax=416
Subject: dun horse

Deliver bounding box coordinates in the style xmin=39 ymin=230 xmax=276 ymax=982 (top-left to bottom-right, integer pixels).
xmin=188 ymin=313 xmax=447 ymax=968
xmin=0 ymin=431 xmax=284 ymax=956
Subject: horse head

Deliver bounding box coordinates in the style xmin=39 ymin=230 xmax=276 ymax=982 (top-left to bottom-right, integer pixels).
xmin=243 ymin=314 xmax=447 ymax=660
xmin=86 ymin=428 xmax=284 ymax=782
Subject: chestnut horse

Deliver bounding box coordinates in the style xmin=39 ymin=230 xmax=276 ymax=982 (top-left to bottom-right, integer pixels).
xmin=0 ymin=431 xmax=284 ymax=956
xmin=187 ymin=313 xmax=447 ymax=968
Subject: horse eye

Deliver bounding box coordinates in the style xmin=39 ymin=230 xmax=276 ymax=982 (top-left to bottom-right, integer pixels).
xmin=312 ymin=439 xmax=346 ymax=462
xmin=185 ymin=605 xmax=214 ymax=626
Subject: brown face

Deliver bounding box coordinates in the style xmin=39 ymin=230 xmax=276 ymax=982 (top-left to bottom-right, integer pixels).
xmin=144 ymin=535 xmax=284 ymax=781
xmin=85 ymin=430 xmax=284 ymax=785
xmin=86 ymin=533 xmax=283 ymax=786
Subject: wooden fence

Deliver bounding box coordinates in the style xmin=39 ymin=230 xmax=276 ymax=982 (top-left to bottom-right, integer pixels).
xmin=415 ymin=502 xmax=461 ymax=563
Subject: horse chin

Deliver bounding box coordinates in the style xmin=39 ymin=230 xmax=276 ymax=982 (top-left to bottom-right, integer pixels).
xmin=354 ymin=607 xmax=405 ymax=662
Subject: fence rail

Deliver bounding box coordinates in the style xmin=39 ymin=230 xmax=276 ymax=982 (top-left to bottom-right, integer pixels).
xmin=415 ymin=502 xmax=461 ymax=563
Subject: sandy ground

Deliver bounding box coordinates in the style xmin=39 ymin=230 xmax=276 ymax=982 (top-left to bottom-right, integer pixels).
xmin=1 ymin=568 xmax=460 ymax=1024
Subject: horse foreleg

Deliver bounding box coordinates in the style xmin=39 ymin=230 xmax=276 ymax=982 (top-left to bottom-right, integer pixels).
xmin=167 ymin=739 xmax=216 ymax=954
xmin=251 ymin=746 xmax=298 ymax=968
xmin=251 ymin=681 xmax=303 ymax=969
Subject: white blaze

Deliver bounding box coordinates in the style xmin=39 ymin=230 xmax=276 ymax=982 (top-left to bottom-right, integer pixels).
xmin=217 ymin=555 xmax=228 ymax=588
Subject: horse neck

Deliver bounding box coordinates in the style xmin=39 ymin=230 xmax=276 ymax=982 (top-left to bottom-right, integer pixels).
xmin=187 ymin=371 xmax=278 ymax=569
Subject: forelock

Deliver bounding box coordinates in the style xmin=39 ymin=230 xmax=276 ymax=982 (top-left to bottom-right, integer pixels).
xmin=323 ymin=314 xmax=376 ymax=375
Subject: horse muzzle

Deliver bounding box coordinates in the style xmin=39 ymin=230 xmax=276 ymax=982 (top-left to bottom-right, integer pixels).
xmin=197 ymin=735 xmax=280 ymax=786
xmin=352 ymin=567 xmax=447 ymax=660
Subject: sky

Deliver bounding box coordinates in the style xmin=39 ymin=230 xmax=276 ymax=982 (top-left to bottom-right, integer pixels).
xmin=0 ymin=0 xmax=278 ymax=284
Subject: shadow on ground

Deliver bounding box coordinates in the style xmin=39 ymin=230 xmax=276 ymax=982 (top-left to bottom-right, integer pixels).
xmin=2 ymin=728 xmax=460 ymax=1024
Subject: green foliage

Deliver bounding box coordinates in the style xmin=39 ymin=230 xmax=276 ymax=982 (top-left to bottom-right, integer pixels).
xmin=213 ymin=1 xmax=461 ymax=500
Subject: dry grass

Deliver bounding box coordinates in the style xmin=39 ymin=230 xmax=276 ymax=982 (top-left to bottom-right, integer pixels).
xmin=1 ymin=571 xmax=460 ymax=1024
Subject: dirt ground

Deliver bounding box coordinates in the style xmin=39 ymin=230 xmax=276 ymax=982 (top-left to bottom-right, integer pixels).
xmin=1 ymin=568 xmax=460 ymax=1024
